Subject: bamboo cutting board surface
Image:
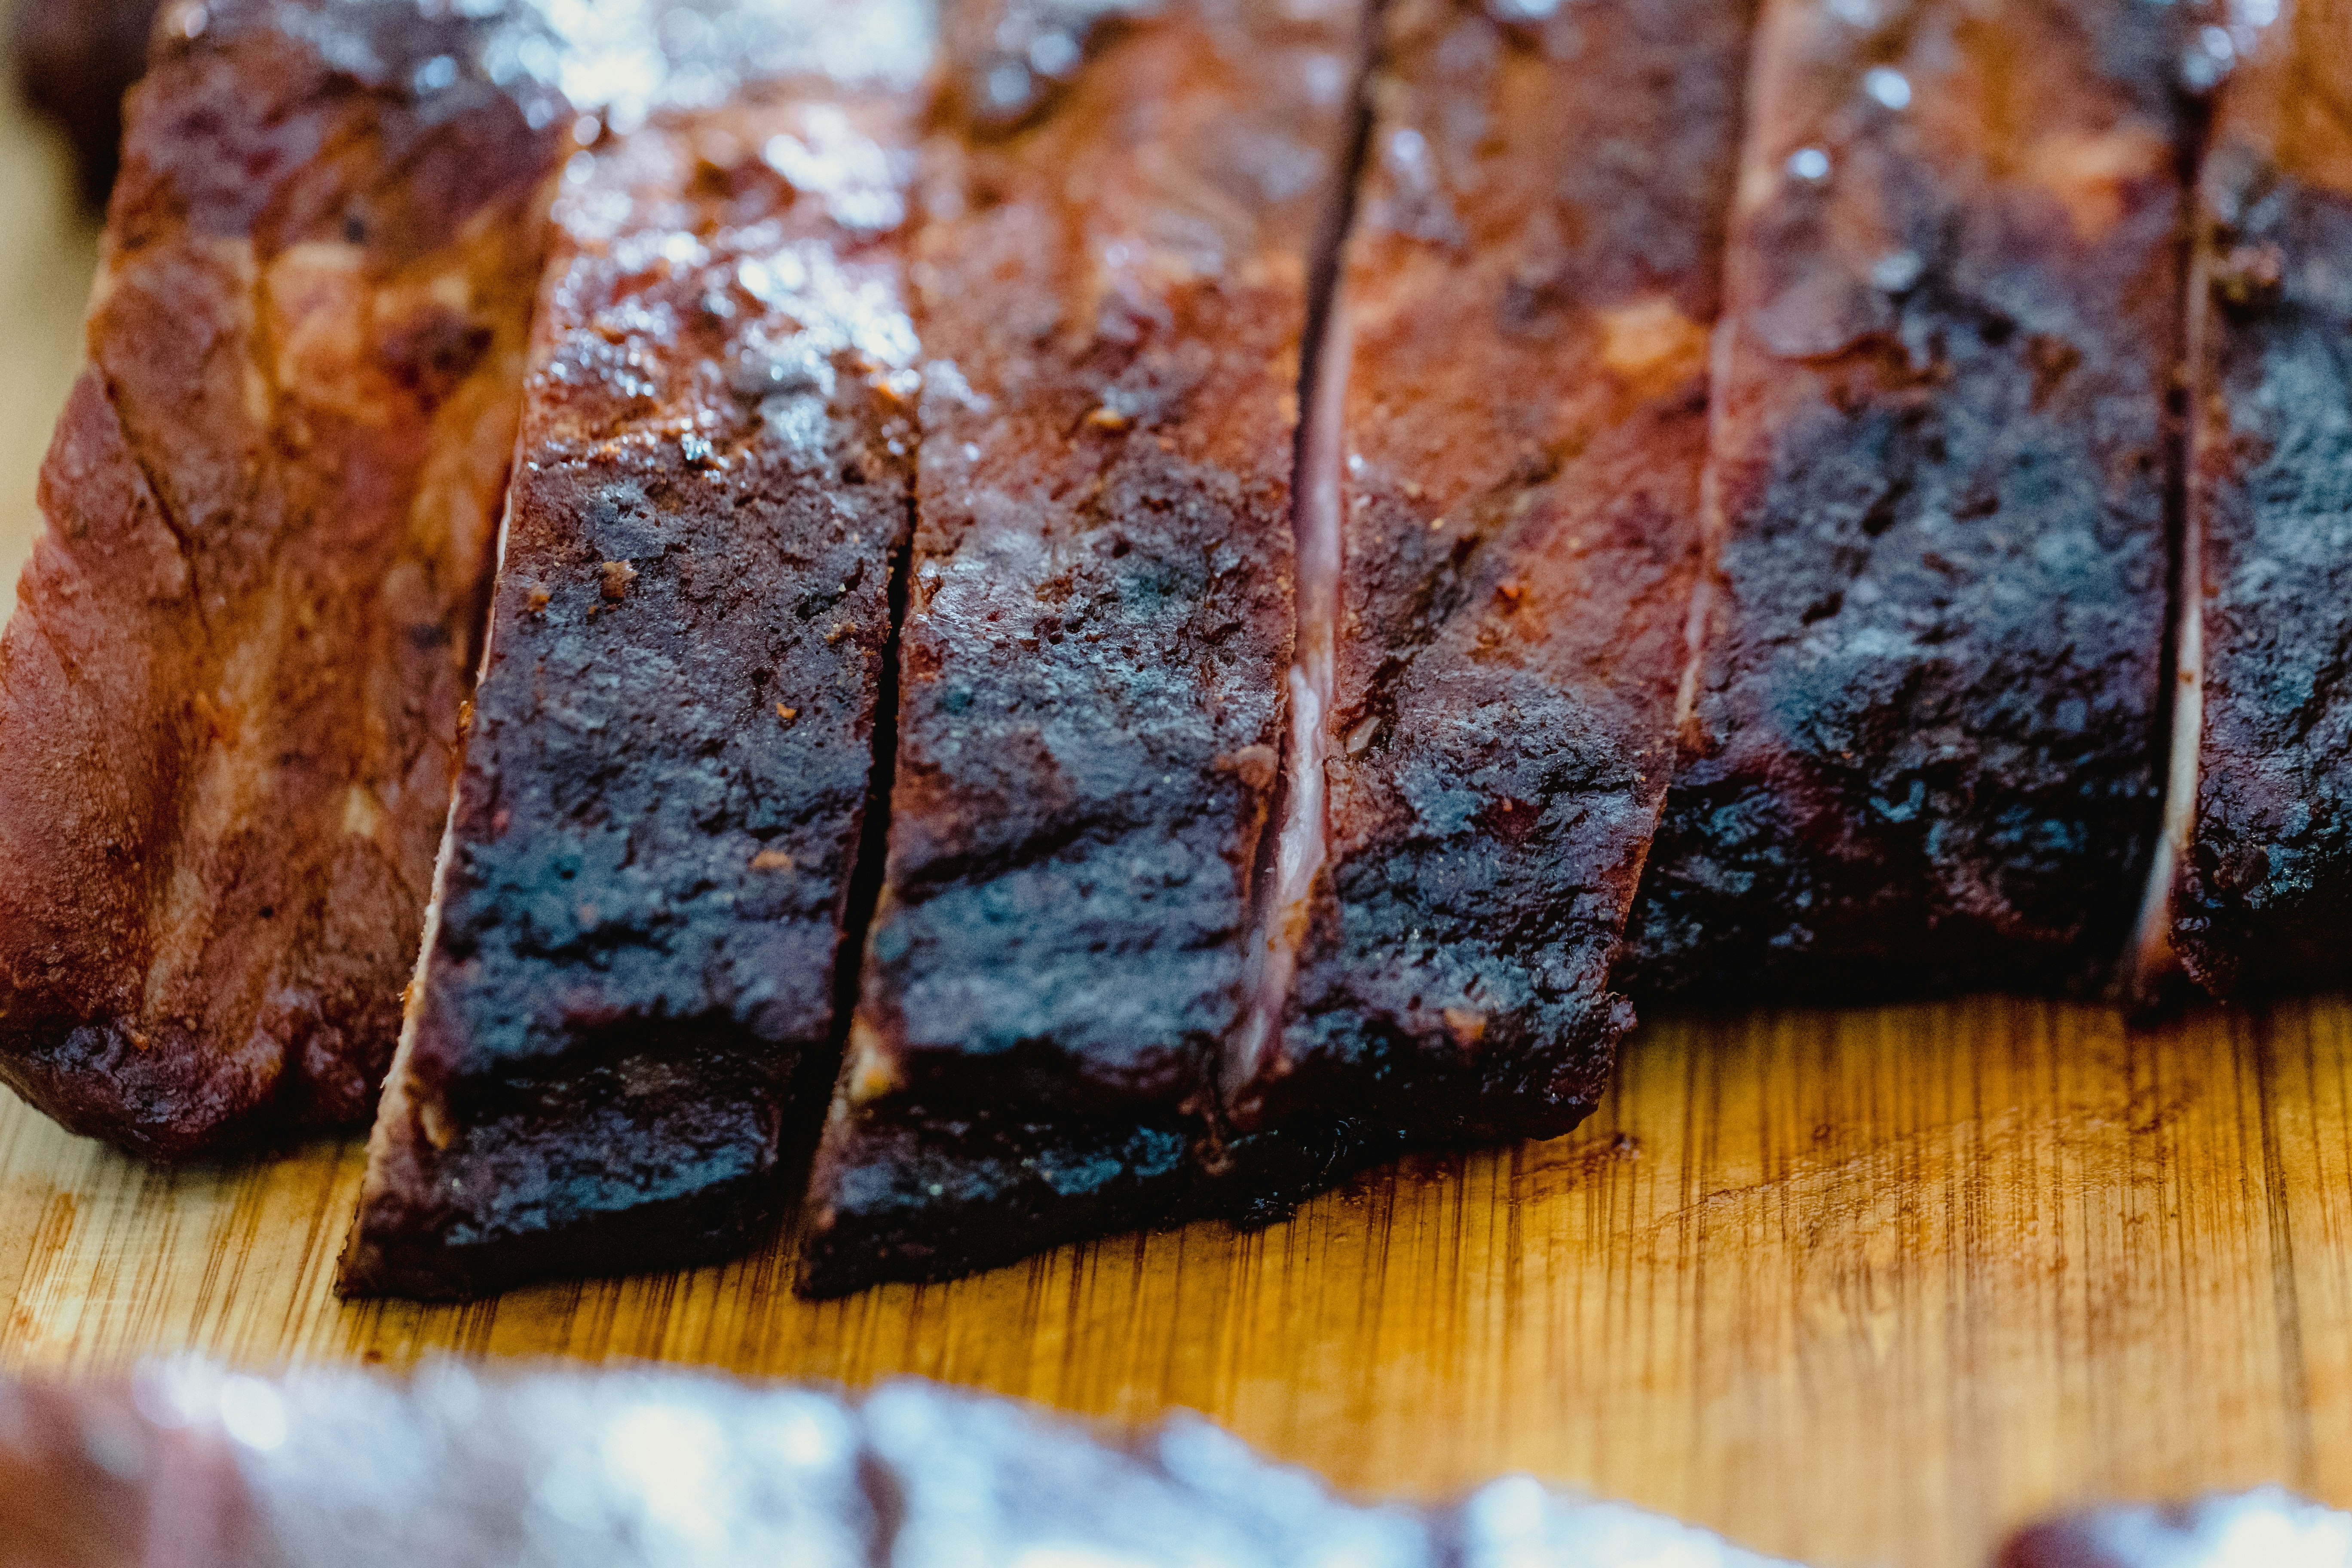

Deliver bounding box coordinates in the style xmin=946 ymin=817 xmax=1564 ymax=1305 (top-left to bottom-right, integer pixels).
xmin=4 ymin=60 xmax=2352 ymax=1568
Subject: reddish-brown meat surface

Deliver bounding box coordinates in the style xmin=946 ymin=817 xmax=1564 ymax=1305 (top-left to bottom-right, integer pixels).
xmin=1622 ymin=0 xmax=2189 ymax=1001
xmin=0 ymin=0 xmax=565 ymax=1158
xmin=2167 ymin=0 xmax=2352 ymax=998
xmin=1216 ymin=0 xmax=1751 ymax=1207
xmin=340 ymin=11 xmax=932 ymax=1299
xmin=797 ymin=0 xmax=1362 ymax=1296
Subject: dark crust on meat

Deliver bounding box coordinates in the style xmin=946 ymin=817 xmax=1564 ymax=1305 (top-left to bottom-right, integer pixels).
xmin=1230 ymin=0 xmax=1747 ymax=1174
xmin=339 ymin=84 xmax=922 ymax=1298
xmin=799 ymin=0 xmax=1354 ymax=1295
xmin=0 ymin=0 xmax=563 ymax=1159
xmin=796 ymin=1095 xmax=1203 ymax=1295
xmin=794 ymin=1090 xmax=1424 ymax=1295
xmin=2170 ymin=0 xmax=2352 ymax=998
xmin=338 ymin=1039 xmax=795 ymax=1298
xmin=1621 ymin=0 xmax=2187 ymax=1002
xmin=10 ymin=0 xmax=159 ymax=205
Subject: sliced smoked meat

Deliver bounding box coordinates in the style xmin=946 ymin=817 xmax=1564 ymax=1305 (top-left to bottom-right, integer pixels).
xmin=339 ymin=4 xmax=933 ymax=1298
xmin=1620 ymin=0 xmax=2190 ymax=1001
xmin=796 ymin=0 xmax=1363 ymax=1296
xmin=0 ymin=0 xmax=567 ymax=1158
xmin=1215 ymin=0 xmax=1752 ymax=1206
xmin=2163 ymin=0 xmax=2352 ymax=998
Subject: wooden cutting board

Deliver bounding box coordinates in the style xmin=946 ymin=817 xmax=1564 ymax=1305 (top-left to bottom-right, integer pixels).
xmin=3 ymin=69 xmax=2349 ymax=1568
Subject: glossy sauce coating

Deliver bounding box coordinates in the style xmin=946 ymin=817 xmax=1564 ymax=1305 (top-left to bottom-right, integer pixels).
xmin=799 ymin=0 xmax=1361 ymax=1295
xmin=2168 ymin=0 xmax=2352 ymax=997
xmin=0 ymin=0 xmax=566 ymax=1157
xmin=340 ymin=4 xmax=931 ymax=1298
xmin=1623 ymin=0 xmax=2189 ymax=1000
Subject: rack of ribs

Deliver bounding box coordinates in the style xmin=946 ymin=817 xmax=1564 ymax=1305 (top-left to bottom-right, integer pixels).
xmin=20 ymin=0 xmax=2352 ymax=1309
xmin=339 ymin=2 xmax=935 ymax=1298
xmin=1213 ymin=0 xmax=1754 ymax=1212
xmin=2159 ymin=0 xmax=2352 ymax=999
xmin=0 ymin=0 xmax=568 ymax=1158
xmin=1620 ymin=0 xmax=2192 ymax=1001
xmin=795 ymin=0 xmax=1363 ymax=1295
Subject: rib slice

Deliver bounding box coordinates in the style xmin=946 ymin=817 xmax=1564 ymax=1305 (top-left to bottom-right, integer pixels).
xmin=1621 ymin=0 xmax=2191 ymax=1001
xmin=0 ymin=0 xmax=567 ymax=1158
xmin=1216 ymin=0 xmax=1753 ymax=1206
xmin=796 ymin=0 xmax=1362 ymax=1295
xmin=340 ymin=5 xmax=933 ymax=1298
xmin=2161 ymin=0 xmax=2352 ymax=998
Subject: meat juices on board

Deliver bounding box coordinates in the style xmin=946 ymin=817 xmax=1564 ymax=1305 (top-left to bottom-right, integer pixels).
xmin=0 ymin=0 xmax=567 ymax=1158
xmin=1621 ymin=0 xmax=2191 ymax=1001
xmin=341 ymin=2 xmax=933 ymax=1299
xmin=1218 ymin=0 xmax=1752 ymax=1206
xmin=2159 ymin=0 xmax=2352 ymax=999
xmin=796 ymin=0 xmax=1363 ymax=1296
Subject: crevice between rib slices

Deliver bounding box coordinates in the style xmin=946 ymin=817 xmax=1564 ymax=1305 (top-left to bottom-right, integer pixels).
xmin=1227 ymin=0 xmax=1386 ymax=1125
xmin=2127 ymin=192 xmax=2214 ymax=1009
xmin=1225 ymin=289 xmax=1351 ymax=1128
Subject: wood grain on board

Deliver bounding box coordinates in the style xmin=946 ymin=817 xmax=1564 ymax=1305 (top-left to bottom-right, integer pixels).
xmin=6 ymin=1000 xmax=2352 ymax=1568
xmin=3 ymin=40 xmax=2351 ymax=1568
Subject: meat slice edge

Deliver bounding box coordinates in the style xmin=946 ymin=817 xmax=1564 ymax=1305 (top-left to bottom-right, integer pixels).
xmin=0 ymin=0 xmax=568 ymax=1158
xmin=1621 ymin=0 xmax=2194 ymax=1002
xmin=338 ymin=4 xmax=934 ymax=1299
xmin=2164 ymin=0 xmax=2352 ymax=999
xmin=796 ymin=0 xmax=1363 ymax=1296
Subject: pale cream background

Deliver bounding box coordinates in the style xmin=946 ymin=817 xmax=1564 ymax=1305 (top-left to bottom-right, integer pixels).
xmin=0 ymin=37 xmax=98 ymax=588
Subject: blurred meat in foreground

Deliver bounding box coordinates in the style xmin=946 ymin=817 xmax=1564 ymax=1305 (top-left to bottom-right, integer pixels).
xmin=2 ymin=1355 xmax=2338 ymax=1568
xmin=0 ymin=1357 xmax=1797 ymax=1568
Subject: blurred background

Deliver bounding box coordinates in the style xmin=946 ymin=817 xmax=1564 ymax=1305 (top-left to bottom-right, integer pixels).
xmin=0 ymin=0 xmax=107 ymax=594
